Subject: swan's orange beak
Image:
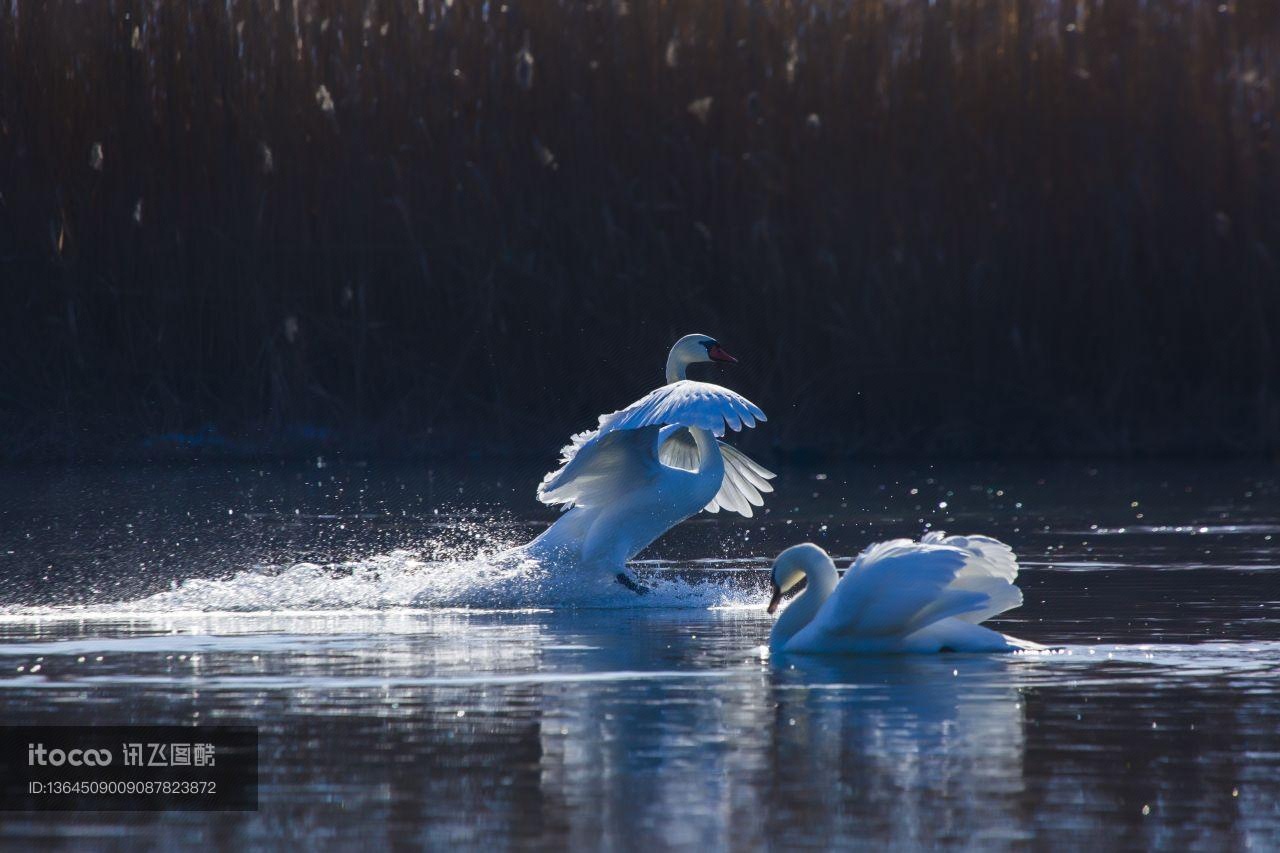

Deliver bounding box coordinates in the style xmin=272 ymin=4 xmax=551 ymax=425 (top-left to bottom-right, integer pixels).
xmin=708 ymin=344 xmax=738 ymax=364
xmin=766 ymin=581 xmax=782 ymax=615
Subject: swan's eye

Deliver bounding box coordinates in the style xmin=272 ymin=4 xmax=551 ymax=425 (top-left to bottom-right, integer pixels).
xmin=787 ymin=577 xmax=808 ymax=598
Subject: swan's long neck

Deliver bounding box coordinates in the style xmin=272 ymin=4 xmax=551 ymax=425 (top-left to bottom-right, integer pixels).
xmin=665 ymin=349 xmax=689 ymax=383
xmin=770 ymin=557 xmax=840 ymax=650
xmin=690 ymin=426 xmax=721 ymax=475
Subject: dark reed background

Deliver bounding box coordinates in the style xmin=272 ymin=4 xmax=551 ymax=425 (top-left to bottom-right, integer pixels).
xmin=1 ymin=0 xmax=1277 ymax=460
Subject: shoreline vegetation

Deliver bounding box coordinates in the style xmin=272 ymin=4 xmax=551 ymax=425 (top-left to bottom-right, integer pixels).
xmin=1 ymin=0 xmax=1277 ymax=461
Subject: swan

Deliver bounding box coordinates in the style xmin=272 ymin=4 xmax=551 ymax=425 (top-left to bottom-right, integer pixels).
xmin=525 ymin=334 xmax=775 ymax=590
xmin=766 ymin=534 xmax=1042 ymax=654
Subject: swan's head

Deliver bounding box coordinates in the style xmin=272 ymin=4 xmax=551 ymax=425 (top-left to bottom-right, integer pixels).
xmin=666 ymin=334 xmax=738 ymax=382
xmin=766 ymin=543 xmax=830 ymax=614
xmin=672 ymin=333 xmax=737 ymax=366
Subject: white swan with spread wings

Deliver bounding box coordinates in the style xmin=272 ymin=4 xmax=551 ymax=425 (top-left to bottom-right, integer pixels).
xmin=525 ymin=334 xmax=775 ymax=589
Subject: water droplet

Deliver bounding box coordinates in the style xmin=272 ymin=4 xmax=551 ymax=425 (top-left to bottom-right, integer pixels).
xmin=532 ymin=137 xmax=557 ymax=169
xmin=515 ymin=33 xmax=535 ymax=91
xmin=687 ymin=96 xmax=713 ymax=124
xmin=315 ymin=84 xmax=335 ymax=114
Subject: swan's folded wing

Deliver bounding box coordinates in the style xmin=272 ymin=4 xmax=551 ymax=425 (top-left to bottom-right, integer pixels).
xmin=537 ymin=425 xmax=663 ymax=510
xmin=923 ymin=532 xmax=1020 ymax=582
xmin=703 ymin=443 xmax=775 ymax=518
xmin=921 ymin=532 xmax=1022 ymax=621
xmin=808 ymin=541 xmax=986 ymax=640
xmin=600 ymin=380 xmax=766 ymax=438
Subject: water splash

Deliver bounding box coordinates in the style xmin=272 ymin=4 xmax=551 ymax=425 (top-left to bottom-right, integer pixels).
xmin=118 ymin=546 xmax=760 ymax=613
xmin=0 ymin=504 xmax=763 ymax=617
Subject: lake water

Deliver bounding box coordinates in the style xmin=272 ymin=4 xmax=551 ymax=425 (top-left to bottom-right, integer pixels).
xmin=1 ymin=459 xmax=1278 ymax=848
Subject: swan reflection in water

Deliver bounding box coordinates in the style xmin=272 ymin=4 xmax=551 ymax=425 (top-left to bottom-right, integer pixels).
xmin=757 ymin=654 xmax=1029 ymax=846
xmin=534 ymin=647 xmax=1027 ymax=849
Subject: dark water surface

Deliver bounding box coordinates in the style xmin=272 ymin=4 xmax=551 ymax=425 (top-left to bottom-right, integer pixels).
xmin=1 ymin=460 xmax=1278 ymax=848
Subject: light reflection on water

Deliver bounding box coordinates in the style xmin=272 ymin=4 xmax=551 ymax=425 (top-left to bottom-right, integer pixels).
xmin=0 ymin=461 xmax=1278 ymax=847
xmin=0 ymin=608 xmax=1277 ymax=848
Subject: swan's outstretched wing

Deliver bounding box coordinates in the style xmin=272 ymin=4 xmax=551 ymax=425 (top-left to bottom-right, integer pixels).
xmin=537 ymin=425 xmax=664 ymax=510
xmin=704 ymin=443 xmax=776 ymax=517
xmin=601 ymin=380 xmax=765 ymax=438
xmin=656 ymin=430 xmax=776 ymax=518
xmin=537 ymin=380 xmax=767 ymax=511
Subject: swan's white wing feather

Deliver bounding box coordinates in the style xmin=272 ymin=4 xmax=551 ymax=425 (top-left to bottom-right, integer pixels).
xmin=923 ymin=532 xmax=1019 ymax=582
xmin=658 ymin=434 xmax=776 ymax=518
xmin=721 ymin=443 xmax=776 ymax=490
xmin=810 ymin=541 xmax=975 ymax=638
xmin=921 ymin=532 xmax=1022 ymax=621
xmin=657 ymin=427 xmax=701 ymax=474
xmin=707 ymin=443 xmax=775 ymax=518
xmin=600 ymin=380 xmax=766 ymax=438
xmin=539 ymin=380 xmax=767 ymax=510
xmin=946 ymin=576 xmax=1023 ymax=623
xmin=801 ymin=535 xmax=1026 ymax=649
xmin=536 ymin=425 xmax=663 ymax=510
xmin=657 ymin=430 xmax=775 ymax=518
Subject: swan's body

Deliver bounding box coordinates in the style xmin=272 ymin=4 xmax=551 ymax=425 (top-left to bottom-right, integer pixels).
xmin=767 ymin=536 xmax=1041 ymax=654
xmin=525 ymin=335 xmax=774 ymax=584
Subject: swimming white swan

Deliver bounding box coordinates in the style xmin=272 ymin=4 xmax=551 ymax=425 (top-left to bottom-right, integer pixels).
xmin=525 ymin=334 xmax=775 ymax=590
xmin=766 ymin=535 xmax=1041 ymax=654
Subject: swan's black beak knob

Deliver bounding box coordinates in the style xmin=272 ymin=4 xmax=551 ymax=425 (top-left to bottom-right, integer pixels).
xmin=766 ymin=581 xmax=782 ymax=615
